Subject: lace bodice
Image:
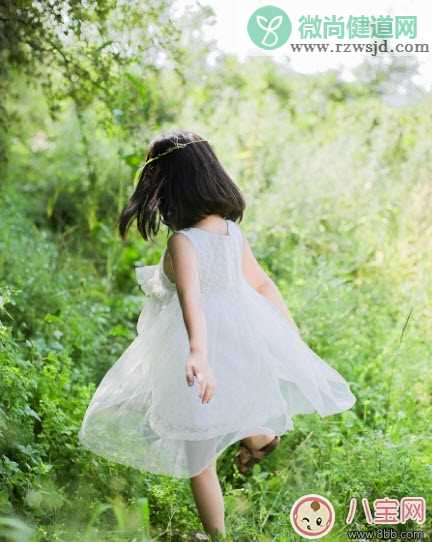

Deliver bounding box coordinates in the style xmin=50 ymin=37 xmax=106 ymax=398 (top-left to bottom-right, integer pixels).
xmin=175 ymin=219 xmax=245 ymax=294
xmin=135 ymin=219 xmax=245 ymax=298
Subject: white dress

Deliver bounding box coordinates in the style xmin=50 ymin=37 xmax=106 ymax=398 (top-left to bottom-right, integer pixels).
xmin=78 ymin=219 xmax=356 ymax=478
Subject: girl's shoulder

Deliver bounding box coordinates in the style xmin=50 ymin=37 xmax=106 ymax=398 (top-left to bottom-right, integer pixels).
xmin=165 ymin=227 xmax=201 ymax=259
xmin=167 ymin=219 xmax=244 ymax=250
xmin=167 ymin=226 xmax=198 ymax=245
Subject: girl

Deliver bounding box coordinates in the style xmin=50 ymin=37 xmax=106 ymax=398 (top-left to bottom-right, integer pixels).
xmin=78 ymin=129 xmax=356 ymax=541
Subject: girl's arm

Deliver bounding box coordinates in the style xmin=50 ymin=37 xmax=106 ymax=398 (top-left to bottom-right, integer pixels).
xmin=241 ymin=234 xmax=300 ymax=334
xmin=166 ymin=233 xmax=216 ymax=404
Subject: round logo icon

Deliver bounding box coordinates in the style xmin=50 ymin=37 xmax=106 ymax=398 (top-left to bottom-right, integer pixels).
xmin=247 ymin=5 xmax=292 ymax=50
xmin=290 ymin=494 xmax=335 ymax=539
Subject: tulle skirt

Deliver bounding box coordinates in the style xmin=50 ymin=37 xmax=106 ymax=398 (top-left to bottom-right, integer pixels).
xmin=78 ymin=278 xmax=356 ymax=478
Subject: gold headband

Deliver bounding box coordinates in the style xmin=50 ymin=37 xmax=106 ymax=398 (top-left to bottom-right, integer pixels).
xmin=133 ymin=139 xmax=208 ymax=186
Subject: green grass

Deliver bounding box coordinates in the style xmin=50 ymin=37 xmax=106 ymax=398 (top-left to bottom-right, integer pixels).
xmin=1 ymin=54 xmax=431 ymax=541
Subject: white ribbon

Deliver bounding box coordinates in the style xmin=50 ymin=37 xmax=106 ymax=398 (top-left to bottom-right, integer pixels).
xmin=135 ymin=264 xmax=168 ymax=299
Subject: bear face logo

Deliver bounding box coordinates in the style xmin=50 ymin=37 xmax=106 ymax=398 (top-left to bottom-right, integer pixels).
xmin=290 ymin=494 xmax=335 ymax=538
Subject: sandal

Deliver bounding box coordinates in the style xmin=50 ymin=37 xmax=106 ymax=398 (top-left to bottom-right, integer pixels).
xmin=235 ymin=435 xmax=280 ymax=474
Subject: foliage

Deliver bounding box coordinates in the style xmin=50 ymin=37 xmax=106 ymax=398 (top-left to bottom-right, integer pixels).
xmin=0 ymin=1 xmax=431 ymax=541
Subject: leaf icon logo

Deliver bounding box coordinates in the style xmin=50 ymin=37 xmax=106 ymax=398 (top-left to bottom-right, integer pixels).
xmin=247 ymin=6 xmax=291 ymax=50
xmin=256 ymin=15 xmax=283 ymax=47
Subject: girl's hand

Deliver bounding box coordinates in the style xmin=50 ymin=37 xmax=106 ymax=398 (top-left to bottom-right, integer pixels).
xmin=186 ymin=351 xmax=216 ymax=404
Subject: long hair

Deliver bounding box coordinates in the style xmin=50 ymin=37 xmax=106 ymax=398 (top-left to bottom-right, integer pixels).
xmin=118 ymin=129 xmax=246 ymax=241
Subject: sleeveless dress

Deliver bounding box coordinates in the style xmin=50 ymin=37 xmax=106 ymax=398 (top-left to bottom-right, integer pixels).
xmin=78 ymin=219 xmax=356 ymax=478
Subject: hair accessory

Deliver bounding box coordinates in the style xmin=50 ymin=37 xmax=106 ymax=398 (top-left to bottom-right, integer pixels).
xmin=133 ymin=139 xmax=208 ymax=186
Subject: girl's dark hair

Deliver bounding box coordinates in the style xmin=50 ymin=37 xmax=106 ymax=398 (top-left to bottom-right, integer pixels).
xmin=118 ymin=129 xmax=246 ymax=241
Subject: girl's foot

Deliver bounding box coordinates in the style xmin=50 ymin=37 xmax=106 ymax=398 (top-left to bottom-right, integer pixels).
xmin=193 ymin=532 xmax=226 ymax=541
xmin=235 ymin=435 xmax=280 ymax=474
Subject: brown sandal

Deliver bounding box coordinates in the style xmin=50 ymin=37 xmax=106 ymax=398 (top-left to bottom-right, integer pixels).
xmin=235 ymin=435 xmax=280 ymax=474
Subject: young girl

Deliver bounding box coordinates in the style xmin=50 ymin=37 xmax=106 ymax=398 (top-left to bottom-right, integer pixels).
xmin=78 ymin=129 xmax=356 ymax=541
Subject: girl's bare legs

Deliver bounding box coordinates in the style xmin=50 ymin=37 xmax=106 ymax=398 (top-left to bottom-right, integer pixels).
xmin=236 ymin=433 xmax=278 ymax=469
xmin=189 ymin=436 xmax=275 ymax=538
xmin=190 ymin=458 xmax=225 ymax=538
xmin=241 ymin=433 xmax=276 ymax=451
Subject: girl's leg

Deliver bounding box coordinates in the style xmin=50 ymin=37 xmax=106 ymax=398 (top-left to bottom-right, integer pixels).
xmin=241 ymin=433 xmax=276 ymax=451
xmin=190 ymin=458 xmax=225 ymax=538
xmin=236 ymin=433 xmax=278 ymax=473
